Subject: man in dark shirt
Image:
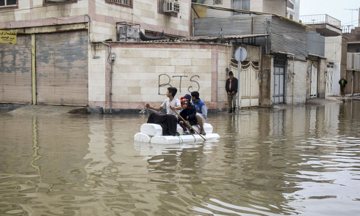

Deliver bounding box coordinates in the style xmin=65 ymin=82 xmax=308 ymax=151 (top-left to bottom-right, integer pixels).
xmin=339 ymin=77 xmax=348 ymax=97
xmin=225 ymin=71 xmax=238 ymax=113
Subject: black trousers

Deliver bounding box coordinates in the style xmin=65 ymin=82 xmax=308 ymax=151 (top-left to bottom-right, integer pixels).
xmin=147 ymin=112 xmax=177 ymax=136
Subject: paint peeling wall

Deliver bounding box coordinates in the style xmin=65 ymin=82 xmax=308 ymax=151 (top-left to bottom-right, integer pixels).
xmin=36 ymin=31 xmax=88 ymax=106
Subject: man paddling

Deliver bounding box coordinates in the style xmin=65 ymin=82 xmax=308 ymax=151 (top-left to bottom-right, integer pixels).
xmin=145 ymin=87 xmax=181 ymax=136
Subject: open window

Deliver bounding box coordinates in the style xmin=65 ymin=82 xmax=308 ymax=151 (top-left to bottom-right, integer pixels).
xmin=0 ymin=0 xmax=17 ymax=8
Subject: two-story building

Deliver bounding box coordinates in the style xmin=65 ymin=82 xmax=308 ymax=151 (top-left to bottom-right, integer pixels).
xmin=0 ymin=0 xmax=232 ymax=113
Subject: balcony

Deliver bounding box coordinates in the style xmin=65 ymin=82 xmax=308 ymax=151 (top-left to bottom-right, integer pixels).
xmin=299 ymin=14 xmax=342 ymax=36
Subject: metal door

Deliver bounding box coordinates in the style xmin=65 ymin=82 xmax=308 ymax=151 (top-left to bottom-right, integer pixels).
xmin=0 ymin=35 xmax=32 ymax=104
xmin=231 ymin=62 xmax=260 ymax=107
xmin=273 ymin=66 xmax=285 ymax=104
xmin=310 ymin=62 xmax=318 ymax=98
xmin=36 ymin=31 xmax=88 ymax=106
xmin=326 ymin=66 xmax=334 ymax=96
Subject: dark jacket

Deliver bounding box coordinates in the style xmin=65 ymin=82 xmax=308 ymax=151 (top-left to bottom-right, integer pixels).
xmin=179 ymin=104 xmax=197 ymax=125
xmin=339 ymin=78 xmax=348 ymax=87
xmin=226 ymin=77 xmax=238 ymax=93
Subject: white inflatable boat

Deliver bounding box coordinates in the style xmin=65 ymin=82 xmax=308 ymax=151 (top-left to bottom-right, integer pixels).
xmin=134 ymin=123 xmax=220 ymax=144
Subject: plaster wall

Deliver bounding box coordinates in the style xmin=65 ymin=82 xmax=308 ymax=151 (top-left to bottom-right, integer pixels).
xmin=325 ymin=36 xmax=342 ymax=63
xmin=88 ymin=44 xmax=106 ymax=104
xmin=89 ymin=43 xmax=228 ymax=111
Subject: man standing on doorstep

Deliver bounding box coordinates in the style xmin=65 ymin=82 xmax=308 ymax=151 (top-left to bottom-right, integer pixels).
xmin=339 ymin=76 xmax=348 ymax=97
xmin=225 ymin=71 xmax=238 ymax=113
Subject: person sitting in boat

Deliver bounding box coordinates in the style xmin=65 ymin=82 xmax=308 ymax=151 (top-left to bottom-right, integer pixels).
xmin=145 ymin=87 xmax=181 ymax=136
xmin=178 ymin=96 xmax=197 ymax=135
xmin=189 ymin=91 xmax=207 ymax=135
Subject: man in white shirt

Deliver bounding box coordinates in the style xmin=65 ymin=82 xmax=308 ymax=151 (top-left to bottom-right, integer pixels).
xmin=145 ymin=87 xmax=181 ymax=136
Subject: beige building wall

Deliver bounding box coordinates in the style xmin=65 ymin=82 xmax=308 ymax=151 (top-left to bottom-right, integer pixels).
xmin=0 ymin=0 xmax=191 ymax=39
xmin=88 ymin=43 xmax=229 ymax=111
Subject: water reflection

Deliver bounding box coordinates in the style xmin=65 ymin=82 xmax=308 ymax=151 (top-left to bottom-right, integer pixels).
xmin=0 ymin=101 xmax=359 ymax=215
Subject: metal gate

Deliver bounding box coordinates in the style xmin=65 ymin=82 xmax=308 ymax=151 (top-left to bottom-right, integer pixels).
xmin=310 ymin=62 xmax=318 ymax=98
xmin=231 ymin=61 xmax=260 ymax=107
xmin=273 ymin=58 xmax=285 ymax=104
xmin=326 ymin=64 xmax=334 ymax=96
xmin=36 ymin=31 xmax=88 ymax=106
xmin=0 ymin=35 xmax=32 ymax=104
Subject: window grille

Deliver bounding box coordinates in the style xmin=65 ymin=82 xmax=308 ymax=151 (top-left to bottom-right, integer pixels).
xmin=106 ymin=0 xmax=131 ymax=6
xmin=0 ymin=0 xmax=17 ymax=8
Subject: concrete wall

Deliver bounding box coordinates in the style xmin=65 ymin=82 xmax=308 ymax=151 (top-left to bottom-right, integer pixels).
xmin=307 ymin=30 xmax=325 ymax=57
xmin=271 ymin=17 xmax=307 ymax=60
xmin=262 ymin=0 xmax=286 ymax=17
xmin=260 ymin=55 xmax=273 ymax=107
xmin=88 ymin=43 xmax=229 ymax=111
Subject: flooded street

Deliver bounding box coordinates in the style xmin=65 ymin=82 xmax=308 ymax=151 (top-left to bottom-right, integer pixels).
xmin=0 ymin=101 xmax=360 ymax=215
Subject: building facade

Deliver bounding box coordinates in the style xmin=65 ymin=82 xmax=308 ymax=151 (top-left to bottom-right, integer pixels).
xmin=0 ymin=0 xmax=231 ymax=112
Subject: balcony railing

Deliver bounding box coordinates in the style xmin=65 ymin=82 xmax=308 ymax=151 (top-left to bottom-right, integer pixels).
xmin=299 ymin=14 xmax=341 ymax=29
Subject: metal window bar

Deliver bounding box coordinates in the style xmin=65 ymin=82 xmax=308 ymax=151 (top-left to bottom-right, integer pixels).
xmin=107 ymin=0 xmax=131 ymax=6
xmin=299 ymin=14 xmax=341 ymax=28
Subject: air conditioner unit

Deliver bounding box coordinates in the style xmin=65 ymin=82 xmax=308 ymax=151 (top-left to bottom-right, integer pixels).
xmin=163 ymin=1 xmax=180 ymax=13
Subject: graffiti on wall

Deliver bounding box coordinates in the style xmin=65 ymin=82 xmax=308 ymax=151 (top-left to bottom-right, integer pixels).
xmin=158 ymin=74 xmax=200 ymax=95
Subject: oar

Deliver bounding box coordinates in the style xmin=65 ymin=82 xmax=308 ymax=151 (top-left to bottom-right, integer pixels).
xmin=171 ymin=107 xmax=206 ymax=141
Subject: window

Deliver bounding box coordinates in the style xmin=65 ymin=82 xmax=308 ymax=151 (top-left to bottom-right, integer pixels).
xmin=233 ymin=0 xmax=250 ymax=15
xmin=213 ymin=0 xmax=223 ymax=5
xmin=233 ymin=0 xmax=250 ymax=10
xmin=287 ymin=0 xmax=294 ymax=9
xmin=106 ymin=0 xmax=131 ymax=7
xmin=0 ymin=0 xmax=17 ymax=8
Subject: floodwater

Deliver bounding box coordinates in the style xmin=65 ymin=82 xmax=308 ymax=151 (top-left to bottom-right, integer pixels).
xmin=0 ymin=101 xmax=360 ymax=216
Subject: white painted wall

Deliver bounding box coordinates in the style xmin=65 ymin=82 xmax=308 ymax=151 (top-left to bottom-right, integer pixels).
xmin=324 ymin=36 xmax=342 ymax=96
xmin=285 ymin=59 xmax=307 ymax=104
xmin=325 ymin=36 xmax=342 ymax=63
